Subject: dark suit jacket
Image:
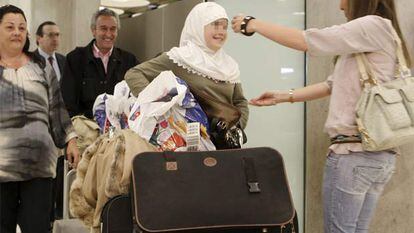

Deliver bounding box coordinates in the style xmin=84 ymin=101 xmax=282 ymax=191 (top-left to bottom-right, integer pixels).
xmin=61 ymin=40 xmax=138 ymax=119
xmin=34 ymin=49 xmax=66 ymax=83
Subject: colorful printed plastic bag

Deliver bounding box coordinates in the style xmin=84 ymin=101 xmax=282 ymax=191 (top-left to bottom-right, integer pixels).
xmin=128 ymin=71 xmax=215 ymax=151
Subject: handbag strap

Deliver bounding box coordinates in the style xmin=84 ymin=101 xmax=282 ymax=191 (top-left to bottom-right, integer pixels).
xmin=355 ymin=26 xmax=412 ymax=88
xmin=355 ymin=53 xmax=378 ymax=87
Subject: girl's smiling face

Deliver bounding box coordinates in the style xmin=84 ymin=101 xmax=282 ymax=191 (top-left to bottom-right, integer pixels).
xmin=204 ymin=18 xmax=228 ymax=52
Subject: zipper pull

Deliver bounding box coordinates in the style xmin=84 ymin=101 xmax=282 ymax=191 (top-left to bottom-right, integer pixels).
xmin=290 ymin=219 xmax=296 ymax=233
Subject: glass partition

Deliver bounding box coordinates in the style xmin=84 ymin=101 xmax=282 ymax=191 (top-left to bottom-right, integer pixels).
xmin=213 ymin=1 xmax=305 ymax=232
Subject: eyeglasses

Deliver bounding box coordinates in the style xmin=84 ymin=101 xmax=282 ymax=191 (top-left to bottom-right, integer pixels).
xmin=44 ymin=32 xmax=60 ymax=38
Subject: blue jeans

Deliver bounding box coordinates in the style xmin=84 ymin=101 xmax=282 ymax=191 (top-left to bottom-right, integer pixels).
xmin=323 ymin=151 xmax=395 ymax=233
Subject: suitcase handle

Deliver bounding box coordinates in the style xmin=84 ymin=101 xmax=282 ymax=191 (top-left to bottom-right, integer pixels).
xmin=243 ymin=157 xmax=261 ymax=193
xmin=63 ymin=152 xmax=77 ymax=219
xmin=63 ymin=158 xmax=70 ymax=219
xmin=163 ymin=151 xmax=178 ymax=171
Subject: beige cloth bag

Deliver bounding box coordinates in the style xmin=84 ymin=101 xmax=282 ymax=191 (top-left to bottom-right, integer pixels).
xmin=355 ymin=29 xmax=414 ymax=151
xmin=69 ymin=129 xmax=157 ymax=233
xmin=71 ymin=115 xmax=100 ymax=155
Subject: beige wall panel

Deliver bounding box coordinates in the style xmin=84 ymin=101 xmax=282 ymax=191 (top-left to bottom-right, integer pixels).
xmin=305 ymin=0 xmax=345 ymax=232
xmin=30 ymin=0 xmax=59 ymax=50
xmin=116 ymin=0 xmax=202 ymax=62
xmin=29 ymin=0 xmax=98 ymax=55
xmin=306 ymin=0 xmax=414 ymax=233
xmin=397 ymin=1 xmax=414 ymax=57
xmin=69 ymin=0 xmax=100 ymax=53
xmin=162 ymin=0 xmax=201 ymax=51
xmin=116 ymin=9 xmax=164 ymax=62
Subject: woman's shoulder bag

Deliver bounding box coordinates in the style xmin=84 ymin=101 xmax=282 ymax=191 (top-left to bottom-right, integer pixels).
xmin=355 ymin=29 xmax=414 ymax=151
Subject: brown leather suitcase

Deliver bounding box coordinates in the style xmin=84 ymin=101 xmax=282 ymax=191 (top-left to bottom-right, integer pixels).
xmin=100 ymin=194 xmax=133 ymax=233
xmin=130 ymin=147 xmax=297 ymax=233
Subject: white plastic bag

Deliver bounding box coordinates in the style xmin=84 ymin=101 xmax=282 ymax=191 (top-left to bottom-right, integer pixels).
xmin=128 ymin=71 xmax=215 ymax=151
xmin=92 ymin=81 xmax=136 ymax=133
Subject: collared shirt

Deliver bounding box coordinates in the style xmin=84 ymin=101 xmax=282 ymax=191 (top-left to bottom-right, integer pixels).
xmin=38 ymin=47 xmax=61 ymax=81
xmin=304 ymin=15 xmax=398 ymax=154
xmin=93 ymin=43 xmax=113 ymax=74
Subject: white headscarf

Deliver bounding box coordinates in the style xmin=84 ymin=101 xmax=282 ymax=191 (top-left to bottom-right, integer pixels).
xmin=166 ymin=2 xmax=240 ymax=83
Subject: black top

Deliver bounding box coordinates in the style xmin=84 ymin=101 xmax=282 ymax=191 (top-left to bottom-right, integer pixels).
xmin=61 ymin=40 xmax=138 ymax=118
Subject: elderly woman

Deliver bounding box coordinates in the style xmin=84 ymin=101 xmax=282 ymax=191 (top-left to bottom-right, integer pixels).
xmin=0 ymin=5 xmax=79 ymax=233
xmin=125 ymin=2 xmax=249 ymax=148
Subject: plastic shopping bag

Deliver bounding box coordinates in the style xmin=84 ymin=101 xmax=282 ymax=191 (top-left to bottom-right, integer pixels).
xmin=128 ymin=71 xmax=215 ymax=151
xmin=93 ymin=81 xmax=136 ymax=134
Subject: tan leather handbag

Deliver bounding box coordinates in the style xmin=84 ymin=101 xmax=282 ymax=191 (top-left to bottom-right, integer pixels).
xmin=355 ymin=29 xmax=414 ymax=151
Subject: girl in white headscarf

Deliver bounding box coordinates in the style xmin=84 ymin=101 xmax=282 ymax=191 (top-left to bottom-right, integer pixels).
xmin=125 ymin=2 xmax=248 ymax=135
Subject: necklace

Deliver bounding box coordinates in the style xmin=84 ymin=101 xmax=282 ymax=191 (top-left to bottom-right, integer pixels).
xmin=0 ymin=53 xmax=25 ymax=69
xmin=0 ymin=59 xmax=11 ymax=68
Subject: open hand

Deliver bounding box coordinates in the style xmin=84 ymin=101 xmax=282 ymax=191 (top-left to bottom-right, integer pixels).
xmin=249 ymin=91 xmax=284 ymax=106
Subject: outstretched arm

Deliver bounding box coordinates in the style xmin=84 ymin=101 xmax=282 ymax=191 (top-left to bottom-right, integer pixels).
xmin=232 ymin=15 xmax=307 ymax=52
xmin=249 ymin=82 xmax=330 ymax=106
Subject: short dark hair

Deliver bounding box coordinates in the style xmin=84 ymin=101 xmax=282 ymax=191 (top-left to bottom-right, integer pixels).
xmin=0 ymin=5 xmax=30 ymax=54
xmin=35 ymin=21 xmax=57 ymax=45
xmin=36 ymin=21 xmax=56 ymax=36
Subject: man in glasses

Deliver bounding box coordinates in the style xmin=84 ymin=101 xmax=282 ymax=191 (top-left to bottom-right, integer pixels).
xmin=35 ymin=21 xmax=65 ymax=82
xmin=35 ymin=21 xmax=67 ymax=224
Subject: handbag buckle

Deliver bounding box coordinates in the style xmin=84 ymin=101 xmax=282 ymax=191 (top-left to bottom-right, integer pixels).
xmin=360 ymin=77 xmax=377 ymax=87
xmin=400 ymin=68 xmax=412 ymax=78
xmin=216 ymin=120 xmax=228 ymax=130
xmin=247 ymin=182 xmax=261 ymax=193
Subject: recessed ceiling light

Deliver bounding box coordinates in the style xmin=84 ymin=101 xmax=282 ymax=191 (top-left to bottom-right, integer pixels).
xmin=281 ymin=68 xmax=295 ymax=74
xmin=101 ymin=0 xmax=149 ymax=9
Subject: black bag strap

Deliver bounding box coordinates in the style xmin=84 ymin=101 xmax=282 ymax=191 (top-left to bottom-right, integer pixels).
xmin=242 ymin=157 xmax=261 ymax=193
